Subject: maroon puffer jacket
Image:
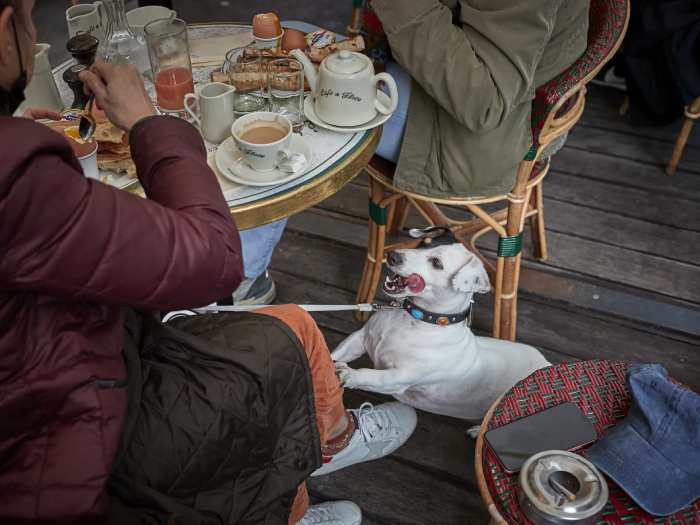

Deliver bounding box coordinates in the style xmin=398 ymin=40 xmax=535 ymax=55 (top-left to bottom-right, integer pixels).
xmin=0 ymin=115 xmax=243 ymax=521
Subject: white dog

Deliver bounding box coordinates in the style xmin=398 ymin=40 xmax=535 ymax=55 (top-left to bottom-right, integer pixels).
xmin=334 ymin=232 xmax=550 ymax=420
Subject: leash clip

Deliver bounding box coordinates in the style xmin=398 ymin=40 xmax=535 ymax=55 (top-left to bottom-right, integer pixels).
xmin=370 ymin=302 xmax=404 ymax=311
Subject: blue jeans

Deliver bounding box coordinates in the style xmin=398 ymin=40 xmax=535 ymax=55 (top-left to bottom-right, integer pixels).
xmin=376 ymin=62 xmax=411 ymax=163
xmin=240 ymin=218 xmax=288 ymax=279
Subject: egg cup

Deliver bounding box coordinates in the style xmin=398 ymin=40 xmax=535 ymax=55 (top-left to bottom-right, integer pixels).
xmin=254 ymin=29 xmax=284 ymax=51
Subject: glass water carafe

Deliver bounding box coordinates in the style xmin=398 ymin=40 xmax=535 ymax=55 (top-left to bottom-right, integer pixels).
xmin=100 ymin=0 xmax=150 ymax=75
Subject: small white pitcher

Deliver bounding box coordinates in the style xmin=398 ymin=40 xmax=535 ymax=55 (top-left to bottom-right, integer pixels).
xmin=66 ymin=2 xmax=105 ymax=40
xmin=185 ymin=83 xmax=236 ymax=144
xmin=23 ymin=43 xmax=63 ymax=112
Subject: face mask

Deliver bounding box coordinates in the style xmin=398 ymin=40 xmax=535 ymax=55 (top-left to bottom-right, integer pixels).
xmin=0 ymin=16 xmax=28 ymax=116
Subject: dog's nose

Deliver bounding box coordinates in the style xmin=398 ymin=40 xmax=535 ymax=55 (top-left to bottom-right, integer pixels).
xmin=387 ymin=251 xmax=404 ymax=267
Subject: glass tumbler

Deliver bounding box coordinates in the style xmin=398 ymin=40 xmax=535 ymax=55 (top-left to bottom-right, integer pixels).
xmin=268 ymin=58 xmax=305 ymax=132
xmin=226 ymin=47 xmax=268 ymax=115
xmin=144 ymin=17 xmax=194 ymax=112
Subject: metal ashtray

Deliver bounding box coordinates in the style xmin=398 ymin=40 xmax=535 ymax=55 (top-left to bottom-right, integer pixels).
xmin=519 ymin=450 xmax=608 ymax=525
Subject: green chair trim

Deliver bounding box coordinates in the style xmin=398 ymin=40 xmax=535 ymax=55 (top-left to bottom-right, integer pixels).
xmin=369 ymin=199 xmax=388 ymax=225
xmin=524 ymin=145 xmax=538 ymax=161
xmin=497 ymin=233 xmax=523 ymax=257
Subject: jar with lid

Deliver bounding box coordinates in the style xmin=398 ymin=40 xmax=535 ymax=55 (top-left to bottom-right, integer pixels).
xmin=100 ymin=0 xmax=150 ymax=75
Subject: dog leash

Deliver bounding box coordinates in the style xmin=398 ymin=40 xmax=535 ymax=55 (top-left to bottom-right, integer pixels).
xmin=194 ymin=301 xmax=474 ymax=327
xmin=193 ymin=303 xmax=400 ymax=314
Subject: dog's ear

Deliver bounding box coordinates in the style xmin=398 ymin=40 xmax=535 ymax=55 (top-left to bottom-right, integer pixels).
xmin=451 ymin=257 xmax=491 ymax=294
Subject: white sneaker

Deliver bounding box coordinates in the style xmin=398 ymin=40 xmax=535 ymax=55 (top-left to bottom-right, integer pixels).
xmin=311 ymin=402 xmax=417 ymax=477
xmin=297 ymin=501 xmax=362 ymax=524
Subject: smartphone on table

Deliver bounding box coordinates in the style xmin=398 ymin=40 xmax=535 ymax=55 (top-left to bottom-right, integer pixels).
xmin=483 ymin=401 xmax=597 ymax=474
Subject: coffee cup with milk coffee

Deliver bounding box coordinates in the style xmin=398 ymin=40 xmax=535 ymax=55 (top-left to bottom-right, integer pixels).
xmin=231 ymin=112 xmax=292 ymax=172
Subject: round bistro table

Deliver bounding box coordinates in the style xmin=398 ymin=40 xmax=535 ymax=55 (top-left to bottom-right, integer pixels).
xmin=51 ymin=22 xmax=380 ymax=230
xmin=475 ymin=360 xmax=700 ymax=525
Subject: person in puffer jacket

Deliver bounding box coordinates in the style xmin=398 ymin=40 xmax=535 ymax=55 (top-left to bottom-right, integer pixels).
xmin=0 ymin=1 xmax=417 ymax=523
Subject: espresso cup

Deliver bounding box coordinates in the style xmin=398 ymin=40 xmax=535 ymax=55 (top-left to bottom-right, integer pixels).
xmin=231 ymin=112 xmax=292 ymax=172
xmin=184 ymin=82 xmax=236 ymax=144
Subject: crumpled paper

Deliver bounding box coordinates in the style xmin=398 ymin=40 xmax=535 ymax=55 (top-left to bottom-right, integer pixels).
xmin=277 ymin=148 xmax=307 ymax=173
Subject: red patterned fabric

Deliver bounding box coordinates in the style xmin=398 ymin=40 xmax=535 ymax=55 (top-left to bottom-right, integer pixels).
xmin=528 ymin=0 xmax=628 ymax=157
xmin=362 ymin=1 xmax=385 ymax=36
xmin=482 ymin=360 xmax=700 ymax=524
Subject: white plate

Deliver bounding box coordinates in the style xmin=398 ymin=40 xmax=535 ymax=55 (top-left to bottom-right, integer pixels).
xmin=303 ymin=91 xmax=393 ymax=133
xmin=215 ymin=134 xmax=312 ymax=187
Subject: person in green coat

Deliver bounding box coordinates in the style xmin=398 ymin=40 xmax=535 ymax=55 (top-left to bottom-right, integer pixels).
xmin=372 ymin=0 xmax=590 ymax=198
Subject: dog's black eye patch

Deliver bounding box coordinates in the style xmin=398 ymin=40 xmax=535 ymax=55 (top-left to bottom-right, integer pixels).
xmin=430 ymin=257 xmax=444 ymax=270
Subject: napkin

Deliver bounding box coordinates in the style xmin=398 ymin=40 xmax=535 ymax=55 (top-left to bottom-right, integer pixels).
xmin=277 ymin=148 xmax=307 ymax=173
xmin=190 ymin=33 xmax=254 ymax=66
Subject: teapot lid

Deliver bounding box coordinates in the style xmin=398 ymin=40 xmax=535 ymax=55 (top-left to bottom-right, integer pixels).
xmin=326 ymin=50 xmax=368 ymax=75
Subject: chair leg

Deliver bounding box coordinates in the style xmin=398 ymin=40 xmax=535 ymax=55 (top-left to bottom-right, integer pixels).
xmin=529 ymin=181 xmax=548 ymax=261
xmin=666 ymin=97 xmax=700 ymax=176
xmin=491 ymin=256 xmax=506 ymax=339
xmin=356 ymin=252 xmax=375 ymax=322
xmin=356 ymin=177 xmax=387 ymax=321
xmin=497 ymin=162 xmax=533 ymax=341
xmin=388 ymin=197 xmax=409 ymax=234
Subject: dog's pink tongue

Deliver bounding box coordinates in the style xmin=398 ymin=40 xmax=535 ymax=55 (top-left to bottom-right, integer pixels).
xmin=406 ymin=274 xmax=425 ymax=293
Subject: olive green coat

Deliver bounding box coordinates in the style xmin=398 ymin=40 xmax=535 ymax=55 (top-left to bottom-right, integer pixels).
xmin=372 ymin=0 xmax=589 ymax=198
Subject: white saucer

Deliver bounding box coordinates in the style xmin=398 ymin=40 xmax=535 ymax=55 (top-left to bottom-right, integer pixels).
xmin=215 ymin=134 xmax=312 ymax=187
xmin=303 ymin=91 xmax=394 ymax=133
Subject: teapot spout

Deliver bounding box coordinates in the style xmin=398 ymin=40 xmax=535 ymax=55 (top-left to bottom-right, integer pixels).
xmin=290 ymin=49 xmax=318 ymax=96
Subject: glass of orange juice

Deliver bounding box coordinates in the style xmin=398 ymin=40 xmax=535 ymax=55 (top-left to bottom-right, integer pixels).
xmin=144 ymin=17 xmax=194 ymax=112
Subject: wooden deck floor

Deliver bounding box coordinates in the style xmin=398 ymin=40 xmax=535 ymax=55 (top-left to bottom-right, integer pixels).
xmin=267 ymin=85 xmax=700 ymax=524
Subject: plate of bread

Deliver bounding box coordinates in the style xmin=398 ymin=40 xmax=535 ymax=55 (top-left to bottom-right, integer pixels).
xmin=210 ymin=28 xmax=366 ymax=95
xmin=93 ymin=114 xmax=137 ymax=187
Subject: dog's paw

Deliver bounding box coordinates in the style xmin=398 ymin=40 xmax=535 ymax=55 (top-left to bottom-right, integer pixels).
xmin=334 ymin=361 xmax=358 ymax=388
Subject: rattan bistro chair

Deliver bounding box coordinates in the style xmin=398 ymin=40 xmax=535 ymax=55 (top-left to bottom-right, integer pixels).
xmin=353 ymin=0 xmax=630 ymax=341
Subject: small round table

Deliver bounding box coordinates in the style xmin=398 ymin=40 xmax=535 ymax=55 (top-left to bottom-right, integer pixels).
xmin=51 ymin=22 xmax=380 ymax=230
xmin=475 ymin=360 xmax=700 ymax=524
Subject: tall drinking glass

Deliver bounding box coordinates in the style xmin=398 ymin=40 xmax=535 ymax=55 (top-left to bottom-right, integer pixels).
xmin=144 ymin=17 xmax=194 ymax=112
xmin=225 ymin=47 xmax=268 ymax=115
xmin=268 ymin=58 xmax=304 ymax=132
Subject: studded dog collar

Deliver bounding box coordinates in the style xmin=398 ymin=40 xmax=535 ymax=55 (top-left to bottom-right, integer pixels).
xmin=403 ymin=298 xmax=472 ymax=327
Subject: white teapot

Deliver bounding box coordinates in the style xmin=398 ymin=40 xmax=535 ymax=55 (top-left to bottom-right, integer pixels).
xmin=291 ymin=49 xmax=398 ymax=127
